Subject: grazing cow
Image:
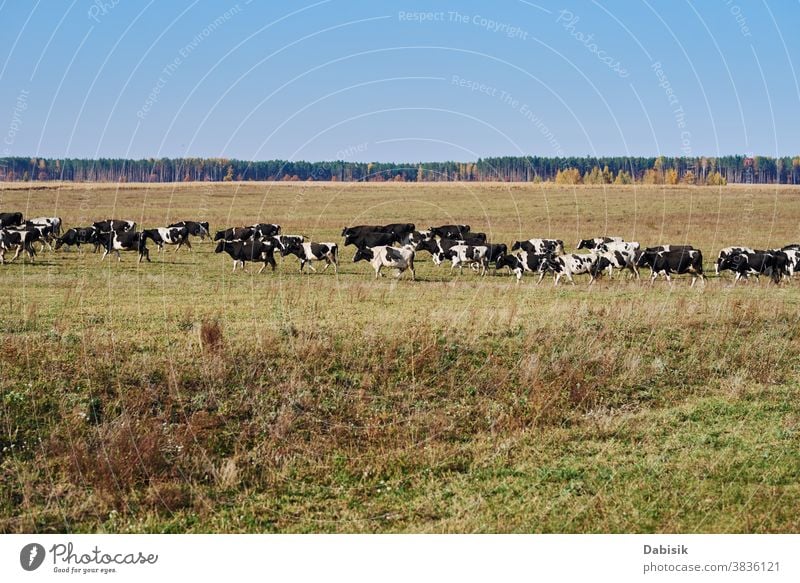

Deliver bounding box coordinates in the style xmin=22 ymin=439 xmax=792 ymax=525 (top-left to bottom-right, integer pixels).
xmin=0 ymin=212 xmax=23 ymax=228
xmin=496 ymin=251 xmax=550 ymax=282
xmin=281 ymin=241 xmax=338 ymax=273
xmin=214 ymin=239 xmax=276 ymax=273
xmin=441 ymin=244 xmax=491 ymax=276
xmin=251 ymin=223 xmax=281 ymax=238
xmin=511 ymin=238 xmax=565 ymax=256
xmin=55 ymin=227 xmax=98 ymax=251
xmin=718 ymin=251 xmax=788 ymax=285
xmin=169 ymin=221 xmax=210 ymax=240
xmin=591 ymin=249 xmax=640 ymax=281
xmin=142 ymin=227 xmax=192 ymax=252
xmin=343 ymin=231 xmax=398 ymax=249
xmin=429 ymin=224 xmax=471 ymax=240
xmin=538 ymin=253 xmax=600 ymax=285
xmin=715 ymin=246 xmax=755 ymax=275
xmin=214 ymin=226 xmax=254 ymax=242
xmin=98 ymin=231 xmax=150 ymax=263
xmin=353 ymin=245 xmax=416 ymax=280
xmin=0 ymin=228 xmax=38 ymax=263
xmin=93 ymin=219 xmax=136 ymax=233
xmin=27 ymin=216 xmax=62 ymax=236
xmin=577 ymin=236 xmax=623 ymax=250
xmin=636 ymin=249 xmax=706 ymax=286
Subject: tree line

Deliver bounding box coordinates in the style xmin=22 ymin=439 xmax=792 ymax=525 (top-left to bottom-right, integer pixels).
xmin=1 ymin=155 xmax=799 ymax=184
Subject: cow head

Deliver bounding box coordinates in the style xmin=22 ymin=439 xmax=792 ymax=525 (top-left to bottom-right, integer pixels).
xmin=511 ymin=240 xmax=523 ymax=251
xmin=495 ymin=254 xmax=518 ymax=271
xmin=590 ymin=256 xmax=611 ymax=278
xmin=214 ymin=241 xmax=226 ymax=253
xmin=353 ymin=248 xmax=373 ymax=263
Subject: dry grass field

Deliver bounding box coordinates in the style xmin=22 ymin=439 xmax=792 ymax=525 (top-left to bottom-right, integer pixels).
xmin=1 ymin=181 xmax=800 ymax=533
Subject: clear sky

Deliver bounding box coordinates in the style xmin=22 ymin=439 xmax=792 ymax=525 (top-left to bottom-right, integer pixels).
xmin=1 ymin=0 xmax=798 ymax=162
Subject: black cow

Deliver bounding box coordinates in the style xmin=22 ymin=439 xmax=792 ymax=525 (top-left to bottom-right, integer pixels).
xmin=214 ymin=239 xmax=276 ymax=273
xmin=214 ymin=227 xmax=254 ymax=242
xmin=429 ymin=224 xmax=471 ymax=239
xmin=142 ymin=227 xmax=191 ymax=252
xmin=636 ymin=248 xmax=705 ymax=286
xmin=341 ymin=225 xmax=385 ymax=237
xmin=577 ymin=236 xmax=623 ymax=250
xmin=93 ymin=219 xmax=136 ymax=233
xmin=0 ymin=228 xmax=38 ymax=263
xmin=0 ymin=212 xmax=23 ymax=228
xmin=343 ymin=231 xmax=398 ymax=249
xmin=718 ymin=251 xmax=788 ymax=284
xmin=251 ymin=223 xmax=281 ymax=238
xmin=169 ymin=221 xmax=210 ymax=240
xmin=98 ymin=231 xmax=150 ymax=263
xmin=644 ymin=245 xmax=694 ymax=253
xmin=281 ymin=241 xmax=338 ymax=273
xmin=55 ymin=227 xmax=98 ymax=251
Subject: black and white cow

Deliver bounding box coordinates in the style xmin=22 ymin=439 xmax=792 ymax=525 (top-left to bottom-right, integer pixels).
xmin=442 ymin=244 xmax=491 ymax=276
xmin=93 ymin=219 xmax=136 ymax=234
xmin=590 ymin=249 xmax=640 ymax=281
xmin=214 ymin=227 xmax=254 ymax=242
xmin=0 ymin=228 xmax=38 ymax=263
xmin=511 ymin=238 xmax=565 ymax=256
xmin=250 ymin=223 xmax=281 ymax=239
xmin=353 ymin=245 xmax=416 ymax=280
xmin=429 ymin=224 xmax=471 ymax=240
xmin=577 ymin=236 xmax=623 ymax=250
xmin=496 ymin=252 xmax=550 ymax=282
xmin=98 ymin=231 xmax=150 ymax=263
xmin=538 ymin=253 xmax=600 ymax=285
xmin=214 ymin=239 xmax=276 ymax=273
xmin=55 ymin=227 xmax=98 ymax=251
xmin=281 ymin=241 xmax=338 ymax=273
xmin=27 ymin=216 xmax=62 ymax=236
xmin=644 ymin=245 xmax=694 ymax=253
xmin=0 ymin=212 xmax=23 ymax=228
xmin=636 ymin=249 xmax=705 ymax=286
xmin=142 ymin=227 xmax=192 ymax=252
xmin=399 ymin=230 xmax=432 ymax=246
xmin=718 ymin=251 xmax=787 ymax=284
xmin=715 ymin=247 xmax=755 ymax=276
xmin=169 ymin=221 xmax=210 ymax=240
xmin=22 ymin=222 xmax=56 ymax=251
xmin=343 ymin=231 xmax=398 ymax=249
xmin=269 ymin=234 xmax=305 ymax=251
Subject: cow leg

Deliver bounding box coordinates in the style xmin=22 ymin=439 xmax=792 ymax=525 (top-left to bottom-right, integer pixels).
xmin=258 ymin=262 xmax=267 ymax=274
xmin=308 ymin=261 xmax=317 ymax=273
xmin=650 ymin=272 xmax=658 ymax=286
xmin=536 ymin=270 xmax=546 ymax=285
xmin=666 ymin=273 xmax=673 ymax=286
xmin=321 ymin=258 xmax=331 ymax=272
xmin=116 ymin=250 xmax=122 ymax=262
xmin=299 ymin=260 xmax=305 ymax=272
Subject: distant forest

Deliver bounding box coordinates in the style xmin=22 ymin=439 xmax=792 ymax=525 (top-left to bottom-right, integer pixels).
xmin=2 ymin=155 xmax=799 ymax=185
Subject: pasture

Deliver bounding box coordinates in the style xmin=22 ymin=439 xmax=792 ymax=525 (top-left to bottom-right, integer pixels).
xmin=1 ymin=181 xmax=800 ymax=533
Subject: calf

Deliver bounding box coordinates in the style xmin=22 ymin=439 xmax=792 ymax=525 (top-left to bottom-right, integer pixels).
xmin=636 ymin=249 xmax=705 ymax=286
xmin=0 ymin=228 xmax=37 ymax=263
xmin=142 ymin=227 xmax=192 ymax=252
xmin=511 ymin=238 xmax=565 ymax=256
xmin=214 ymin=239 xmax=276 ymax=273
xmin=496 ymin=251 xmax=549 ymax=282
xmin=715 ymin=246 xmax=755 ymax=275
xmin=93 ymin=219 xmax=136 ymax=233
xmin=98 ymin=231 xmax=150 ymax=263
xmin=281 ymin=241 xmax=338 ymax=273
xmin=214 ymin=226 xmax=254 ymax=242
xmin=538 ymin=253 xmax=600 ymax=285
xmin=577 ymin=236 xmax=623 ymax=250
xmin=718 ymin=251 xmax=787 ymax=285
xmin=429 ymin=224 xmax=470 ymax=239
xmin=442 ymin=244 xmax=490 ymax=276
xmin=169 ymin=221 xmax=210 ymax=240
xmin=55 ymin=227 xmax=98 ymax=251
xmin=353 ymin=245 xmax=416 ymax=280
xmin=343 ymin=231 xmax=398 ymax=249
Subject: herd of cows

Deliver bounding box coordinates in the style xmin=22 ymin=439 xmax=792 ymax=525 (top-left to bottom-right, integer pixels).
xmin=1 ymin=211 xmax=798 ymax=285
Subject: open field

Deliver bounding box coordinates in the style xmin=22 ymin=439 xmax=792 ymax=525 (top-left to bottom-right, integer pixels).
xmin=1 ymin=182 xmax=800 ymax=533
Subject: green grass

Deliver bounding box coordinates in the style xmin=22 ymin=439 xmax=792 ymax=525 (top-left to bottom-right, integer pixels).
xmin=1 ymin=181 xmax=799 ymax=532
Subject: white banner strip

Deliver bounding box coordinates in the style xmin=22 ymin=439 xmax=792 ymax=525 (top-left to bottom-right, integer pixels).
xmin=1 ymin=534 xmax=798 ymax=582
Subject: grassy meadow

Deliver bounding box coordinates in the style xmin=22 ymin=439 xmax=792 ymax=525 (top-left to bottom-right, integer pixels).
xmin=1 ymin=181 xmax=800 ymax=533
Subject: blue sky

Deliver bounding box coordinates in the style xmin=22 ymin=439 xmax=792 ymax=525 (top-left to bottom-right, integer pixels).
xmin=1 ymin=0 xmax=798 ymax=161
